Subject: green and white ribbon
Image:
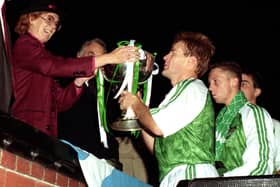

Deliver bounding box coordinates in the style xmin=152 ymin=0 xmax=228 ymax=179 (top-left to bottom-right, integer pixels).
xmin=95 ymin=68 xmax=110 ymax=148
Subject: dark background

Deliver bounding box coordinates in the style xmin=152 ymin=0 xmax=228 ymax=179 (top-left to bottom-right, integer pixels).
xmin=6 ymin=0 xmax=280 ymax=118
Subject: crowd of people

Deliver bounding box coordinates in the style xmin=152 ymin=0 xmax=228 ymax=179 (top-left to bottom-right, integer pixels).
xmin=6 ymin=0 xmax=280 ymax=186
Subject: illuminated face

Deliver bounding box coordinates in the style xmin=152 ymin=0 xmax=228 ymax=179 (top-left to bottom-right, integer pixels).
xmin=80 ymin=43 xmax=106 ymax=57
xmin=78 ymin=42 xmax=106 ymax=75
xmin=241 ymin=74 xmax=259 ymax=104
xmin=208 ymin=68 xmax=235 ymax=106
xmin=29 ymin=12 xmax=60 ymax=43
xmin=162 ymin=41 xmax=190 ymax=80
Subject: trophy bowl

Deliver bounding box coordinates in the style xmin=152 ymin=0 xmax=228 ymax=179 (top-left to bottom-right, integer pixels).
xmin=102 ymin=50 xmax=155 ymax=85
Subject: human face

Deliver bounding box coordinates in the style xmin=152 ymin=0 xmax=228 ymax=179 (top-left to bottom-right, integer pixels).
xmin=29 ymin=12 xmax=60 ymax=43
xmin=208 ymin=68 xmax=236 ymax=106
xmin=79 ymin=42 xmax=106 ymax=75
xmin=241 ymin=74 xmax=258 ymax=104
xmin=81 ymin=42 xmax=105 ymax=57
xmin=162 ymin=41 xmax=190 ymax=83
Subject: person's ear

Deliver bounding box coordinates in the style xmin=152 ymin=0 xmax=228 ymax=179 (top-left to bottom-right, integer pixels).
xmin=29 ymin=15 xmax=35 ymax=25
xmin=230 ymin=77 xmax=239 ymax=88
xmin=28 ymin=14 xmax=38 ymax=23
xmin=255 ymin=88 xmax=262 ymax=97
xmin=188 ymin=56 xmax=197 ymax=65
xmin=187 ymin=56 xmax=198 ymax=70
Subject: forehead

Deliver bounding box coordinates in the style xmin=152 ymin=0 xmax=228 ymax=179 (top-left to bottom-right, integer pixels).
xmin=86 ymin=42 xmax=105 ymax=52
xmin=209 ymin=68 xmax=225 ymax=77
xmin=83 ymin=42 xmax=105 ymax=56
xmin=172 ymin=41 xmax=186 ymax=52
xmin=41 ymin=12 xmax=59 ymax=21
xmin=242 ymin=74 xmax=253 ymax=81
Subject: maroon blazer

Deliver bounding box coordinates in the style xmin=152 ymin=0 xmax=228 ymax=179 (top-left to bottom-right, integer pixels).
xmin=11 ymin=33 xmax=94 ymax=137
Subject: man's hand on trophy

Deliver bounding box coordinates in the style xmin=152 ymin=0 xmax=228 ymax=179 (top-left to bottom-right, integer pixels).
xmin=119 ymin=91 xmax=142 ymax=111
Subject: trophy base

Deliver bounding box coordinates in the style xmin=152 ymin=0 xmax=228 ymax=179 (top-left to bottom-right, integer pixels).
xmin=110 ymin=118 xmax=141 ymax=132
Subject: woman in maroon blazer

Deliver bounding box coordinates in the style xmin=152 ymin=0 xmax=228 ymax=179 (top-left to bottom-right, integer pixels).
xmin=11 ymin=0 xmax=139 ymax=137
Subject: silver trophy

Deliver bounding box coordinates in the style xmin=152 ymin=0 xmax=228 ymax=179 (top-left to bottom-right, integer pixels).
xmin=102 ymin=40 xmax=157 ymax=131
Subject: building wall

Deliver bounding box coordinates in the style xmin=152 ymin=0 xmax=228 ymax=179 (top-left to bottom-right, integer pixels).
xmin=0 ymin=149 xmax=86 ymax=187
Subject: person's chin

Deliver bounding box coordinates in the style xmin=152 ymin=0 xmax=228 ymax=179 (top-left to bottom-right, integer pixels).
xmin=43 ymin=37 xmax=51 ymax=43
xmin=161 ymin=70 xmax=168 ymax=77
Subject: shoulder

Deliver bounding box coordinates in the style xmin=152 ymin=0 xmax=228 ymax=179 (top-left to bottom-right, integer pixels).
xmin=185 ymin=79 xmax=208 ymax=95
xmin=273 ymin=118 xmax=280 ymax=132
xmin=240 ymin=103 xmax=272 ymax=121
xmin=179 ymin=78 xmax=207 ymax=90
xmin=176 ymin=79 xmax=208 ymax=104
xmin=241 ymin=102 xmax=266 ymax=112
xmin=273 ymin=118 xmax=280 ymax=125
xmin=273 ymin=118 xmax=280 ymax=136
xmin=14 ymin=34 xmax=40 ymax=49
xmin=15 ymin=34 xmax=31 ymax=43
xmin=13 ymin=34 xmax=44 ymax=57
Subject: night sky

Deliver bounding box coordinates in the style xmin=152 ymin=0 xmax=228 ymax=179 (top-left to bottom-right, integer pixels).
xmin=6 ymin=0 xmax=280 ymax=118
